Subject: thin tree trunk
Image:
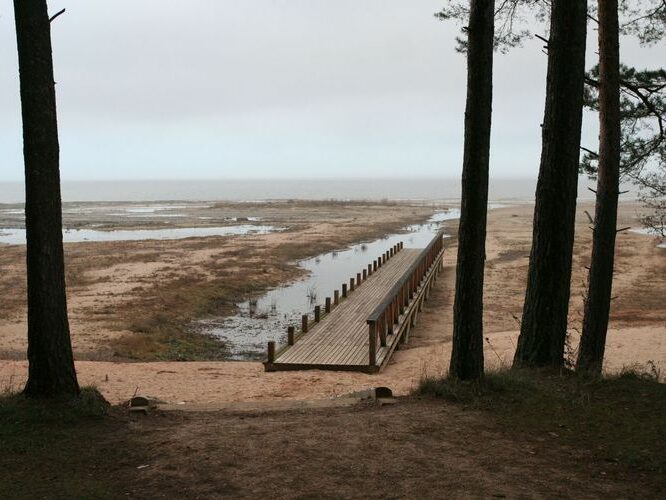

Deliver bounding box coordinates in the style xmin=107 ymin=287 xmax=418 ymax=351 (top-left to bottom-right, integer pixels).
xmin=14 ymin=0 xmax=80 ymax=397
xmin=513 ymin=0 xmax=587 ymax=369
xmin=449 ymin=0 xmax=494 ymax=381
xmin=577 ymin=0 xmax=621 ymax=374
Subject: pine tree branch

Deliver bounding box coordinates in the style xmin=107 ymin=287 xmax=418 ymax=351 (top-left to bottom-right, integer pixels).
xmin=49 ymin=8 xmax=66 ymax=23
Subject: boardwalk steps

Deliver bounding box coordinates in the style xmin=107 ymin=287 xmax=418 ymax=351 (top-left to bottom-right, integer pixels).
xmin=263 ymin=231 xmax=445 ymax=373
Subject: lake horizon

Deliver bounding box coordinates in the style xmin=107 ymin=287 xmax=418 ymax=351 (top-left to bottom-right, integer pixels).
xmin=0 ymin=176 xmax=605 ymax=204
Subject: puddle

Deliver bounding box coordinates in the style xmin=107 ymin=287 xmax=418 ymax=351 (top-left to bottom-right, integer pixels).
xmin=198 ymin=209 xmax=461 ymax=360
xmin=0 ymin=225 xmax=281 ymax=245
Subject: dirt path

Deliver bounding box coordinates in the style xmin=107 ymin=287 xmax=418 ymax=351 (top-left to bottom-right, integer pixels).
xmin=99 ymin=400 xmax=655 ymax=498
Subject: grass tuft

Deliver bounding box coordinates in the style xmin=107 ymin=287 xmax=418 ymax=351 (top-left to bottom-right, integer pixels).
xmin=419 ymin=369 xmax=536 ymax=403
xmin=0 ymin=386 xmax=109 ymax=425
xmin=418 ymin=368 xmax=666 ymax=473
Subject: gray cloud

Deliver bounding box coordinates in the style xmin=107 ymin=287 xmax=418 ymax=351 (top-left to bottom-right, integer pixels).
xmin=0 ymin=1 xmax=663 ymax=181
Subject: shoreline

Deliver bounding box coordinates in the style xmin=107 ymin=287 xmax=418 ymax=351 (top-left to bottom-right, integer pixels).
xmin=1 ymin=201 xmax=664 ymax=405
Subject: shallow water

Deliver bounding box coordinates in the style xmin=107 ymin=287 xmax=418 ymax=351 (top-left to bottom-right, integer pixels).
xmin=0 ymin=203 xmax=212 ymax=217
xmin=199 ymin=209 xmax=461 ymax=360
xmin=0 ymin=225 xmax=280 ymax=245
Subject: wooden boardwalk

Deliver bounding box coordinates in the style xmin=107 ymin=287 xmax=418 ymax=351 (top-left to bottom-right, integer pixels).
xmin=264 ymin=232 xmax=445 ymax=373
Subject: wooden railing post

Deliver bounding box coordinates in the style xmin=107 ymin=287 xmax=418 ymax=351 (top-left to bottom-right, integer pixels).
xmin=367 ymin=263 xmax=372 ymax=276
xmin=325 ymin=297 xmax=331 ymax=313
xmin=267 ymin=341 xmax=275 ymax=363
xmin=334 ymin=290 xmax=339 ymax=305
xmin=380 ymin=313 xmax=387 ymax=347
xmin=368 ymin=320 xmax=377 ymax=367
xmin=342 ymin=283 xmax=347 ymax=298
xmin=350 ymin=277 xmax=355 ymax=291
xmin=374 ymin=260 xmax=378 ymax=271
xmin=287 ymin=326 xmax=295 ymax=345
xmin=302 ymin=314 xmax=308 ymax=333
xmin=362 ymin=269 xmax=367 ymax=280
xmin=357 ymin=272 xmax=362 ymax=285
xmin=387 ymin=303 xmax=394 ymax=335
xmin=314 ymin=305 xmax=321 ymax=322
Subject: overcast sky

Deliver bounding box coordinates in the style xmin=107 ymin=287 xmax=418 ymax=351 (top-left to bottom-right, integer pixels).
xmin=0 ymin=1 xmax=663 ymax=182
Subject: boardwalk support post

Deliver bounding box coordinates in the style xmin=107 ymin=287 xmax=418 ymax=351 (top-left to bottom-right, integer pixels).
xmin=325 ymin=297 xmax=331 ymax=313
xmin=314 ymin=305 xmax=321 ymax=322
xmin=342 ymin=283 xmax=347 ymax=298
xmin=334 ymin=289 xmax=340 ymax=305
xmin=267 ymin=341 xmax=275 ymax=363
xmin=287 ymin=326 xmax=295 ymax=346
xmin=302 ymin=314 xmax=308 ymax=333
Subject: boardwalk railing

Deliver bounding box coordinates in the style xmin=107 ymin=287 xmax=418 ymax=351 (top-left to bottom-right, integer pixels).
xmin=366 ymin=231 xmax=445 ymax=368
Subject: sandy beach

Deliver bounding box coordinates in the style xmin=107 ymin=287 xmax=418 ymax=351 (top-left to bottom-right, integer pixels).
xmin=1 ymin=201 xmax=664 ymax=404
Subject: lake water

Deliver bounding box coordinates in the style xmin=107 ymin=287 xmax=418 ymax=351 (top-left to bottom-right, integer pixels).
xmin=0 ymin=225 xmax=280 ymax=245
xmin=198 ymin=209 xmax=461 ymax=360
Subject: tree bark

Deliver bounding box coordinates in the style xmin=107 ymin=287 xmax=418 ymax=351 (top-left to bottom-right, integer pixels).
xmin=14 ymin=0 xmax=80 ymax=397
xmin=577 ymin=0 xmax=621 ymax=374
xmin=449 ymin=0 xmax=494 ymax=381
xmin=513 ymin=0 xmax=587 ymax=369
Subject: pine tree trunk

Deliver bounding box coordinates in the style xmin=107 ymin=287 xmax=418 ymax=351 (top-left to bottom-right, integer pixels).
xmin=577 ymin=0 xmax=621 ymax=374
xmin=449 ymin=0 xmax=494 ymax=380
xmin=513 ymin=0 xmax=587 ymax=369
xmin=14 ymin=0 xmax=80 ymax=398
